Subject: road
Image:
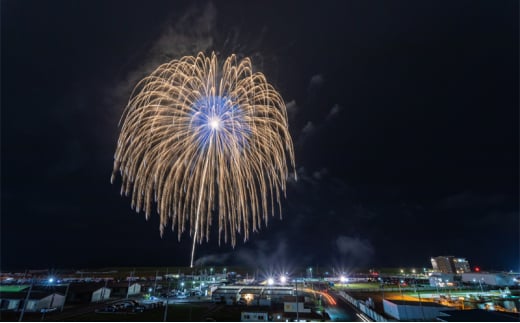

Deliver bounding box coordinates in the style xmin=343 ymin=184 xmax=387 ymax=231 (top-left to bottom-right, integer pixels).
xmin=327 ymin=291 xmax=372 ymax=322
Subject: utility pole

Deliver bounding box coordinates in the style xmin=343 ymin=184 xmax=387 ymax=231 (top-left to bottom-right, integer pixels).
xmin=61 ymin=283 xmax=70 ymax=312
xmin=163 ymin=277 xmax=172 ymax=322
xmin=295 ymin=276 xmax=299 ymax=322
xmin=41 ymin=291 xmax=56 ymax=322
xmin=126 ymin=270 xmax=134 ymax=299
xmin=415 ymin=281 xmax=425 ymax=321
xmin=19 ymin=279 xmax=34 ymax=322
xmin=102 ymin=278 xmax=108 ymax=301
xmin=153 ymin=270 xmax=158 ymax=296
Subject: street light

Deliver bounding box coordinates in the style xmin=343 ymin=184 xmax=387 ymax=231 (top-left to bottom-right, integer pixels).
xmin=267 ymin=278 xmax=274 ymax=286
xmin=280 ymin=275 xmax=287 ymax=285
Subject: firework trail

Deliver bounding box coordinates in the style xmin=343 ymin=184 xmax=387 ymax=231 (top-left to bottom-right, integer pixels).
xmin=112 ymin=52 xmax=296 ymax=267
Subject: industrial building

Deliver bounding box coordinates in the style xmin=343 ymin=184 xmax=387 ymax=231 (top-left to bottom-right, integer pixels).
xmin=0 ymin=291 xmax=65 ymax=312
xmin=383 ymin=299 xmax=450 ymax=321
xmin=91 ymin=287 xmax=111 ymax=302
xmin=212 ymin=285 xmax=294 ymax=306
xmin=461 ymin=272 xmax=516 ymax=287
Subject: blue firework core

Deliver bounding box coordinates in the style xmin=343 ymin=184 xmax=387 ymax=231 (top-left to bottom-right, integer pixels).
xmin=190 ymin=95 xmax=251 ymax=151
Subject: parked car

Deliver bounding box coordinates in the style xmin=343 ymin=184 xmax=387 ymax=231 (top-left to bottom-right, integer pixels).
xmin=40 ymin=307 xmax=58 ymax=313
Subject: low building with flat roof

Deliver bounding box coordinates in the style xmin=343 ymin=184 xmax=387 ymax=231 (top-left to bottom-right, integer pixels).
xmin=383 ymin=299 xmax=450 ymax=321
xmin=461 ymin=272 xmax=516 ymax=287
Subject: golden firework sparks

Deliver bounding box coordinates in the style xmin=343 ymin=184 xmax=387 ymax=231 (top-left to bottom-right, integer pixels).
xmin=112 ymin=52 xmax=296 ymax=267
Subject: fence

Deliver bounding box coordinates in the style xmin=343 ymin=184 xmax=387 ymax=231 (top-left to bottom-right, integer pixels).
xmin=337 ymin=291 xmax=390 ymax=322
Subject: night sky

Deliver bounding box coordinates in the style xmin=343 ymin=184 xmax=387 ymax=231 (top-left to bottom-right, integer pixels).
xmin=2 ymin=0 xmax=518 ymax=272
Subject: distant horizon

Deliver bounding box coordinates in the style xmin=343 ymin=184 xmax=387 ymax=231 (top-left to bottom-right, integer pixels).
xmin=2 ymin=263 xmax=516 ymax=275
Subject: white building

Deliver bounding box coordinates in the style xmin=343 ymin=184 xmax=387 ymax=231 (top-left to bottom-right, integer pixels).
xmin=241 ymin=311 xmax=269 ymax=322
xmin=127 ymin=283 xmax=141 ymax=296
xmin=91 ymin=287 xmax=111 ymax=302
xmin=212 ymin=286 xmax=241 ymax=304
xmin=461 ymin=272 xmax=516 ymax=287
xmin=0 ymin=292 xmax=65 ymax=312
xmin=38 ymin=293 xmax=65 ymax=310
xmin=383 ymin=299 xmax=450 ymax=321
xmin=283 ymin=296 xmax=311 ymax=313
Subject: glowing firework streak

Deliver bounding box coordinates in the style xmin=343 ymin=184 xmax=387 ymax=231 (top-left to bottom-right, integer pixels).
xmin=302 ymin=288 xmax=337 ymax=305
xmin=112 ymin=52 xmax=296 ymax=267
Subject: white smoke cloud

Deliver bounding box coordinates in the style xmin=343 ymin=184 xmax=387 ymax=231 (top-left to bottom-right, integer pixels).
xmin=106 ymin=2 xmax=217 ymax=113
xmin=335 ymin=235 xmax=374 ymax=265
xmin=301 ymin=121 xmax=315 ymax=135
xmin=326 ymin=104 xmax=343 ymax=121
xmin=194 ymin=252 xmax=231 ymax=266
xmin=285 ymin=99 xmax=298 ymax=122
xmin=309 ymin=74 xmax=324 ymax=88
xmin=312 ymin=168 xmax=328 ymax=180
xmin=193 ymin=239 xmax=291 ymax=268
xmin=235 ymin=239 xmax=289 ymax=268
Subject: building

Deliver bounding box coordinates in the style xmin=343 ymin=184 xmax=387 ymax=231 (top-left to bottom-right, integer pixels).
xmin=431 ymin=256 xmax=470 ymax=274
xmin=241 ymin=311 xmax=269 ymax=322
xmin=0 ymin=291 xmax=65 ymax=312
xmin=461 ymin=272 xmax=516 ymax=287
xmin=452 ymin=258 xmax=471 ymax=273
xmin=127 ymin=283 xmax=141 ymax=296
xmin=383 ymin=299 xmax=450 ymax=321
xmin=282 ymin=296 xmax=311 ymax=313
xmin=429 ymin=272 xmax=456 ymax=287
xmin=213 ymin=286 xmax=294 ymax=306
xmin=239 ymin=288 xmax=266 ymax=306
xmin=91 ymin=287 xmax=111 ymax=302
xmin=212 ymin=286 xmax=241 ymax=304
xmin=38 ymin=293 xmax=65 ymax=310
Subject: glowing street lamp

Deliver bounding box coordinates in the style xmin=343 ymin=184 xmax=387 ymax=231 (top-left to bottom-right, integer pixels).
xmin=267 ymin=278 xmax=274 ymax=286
xmin=280 ymin=275 xmax=287 ymax=284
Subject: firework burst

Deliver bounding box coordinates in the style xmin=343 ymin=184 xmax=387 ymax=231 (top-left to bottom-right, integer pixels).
xmin=112 ymin=52 xmax=296 ymax=267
